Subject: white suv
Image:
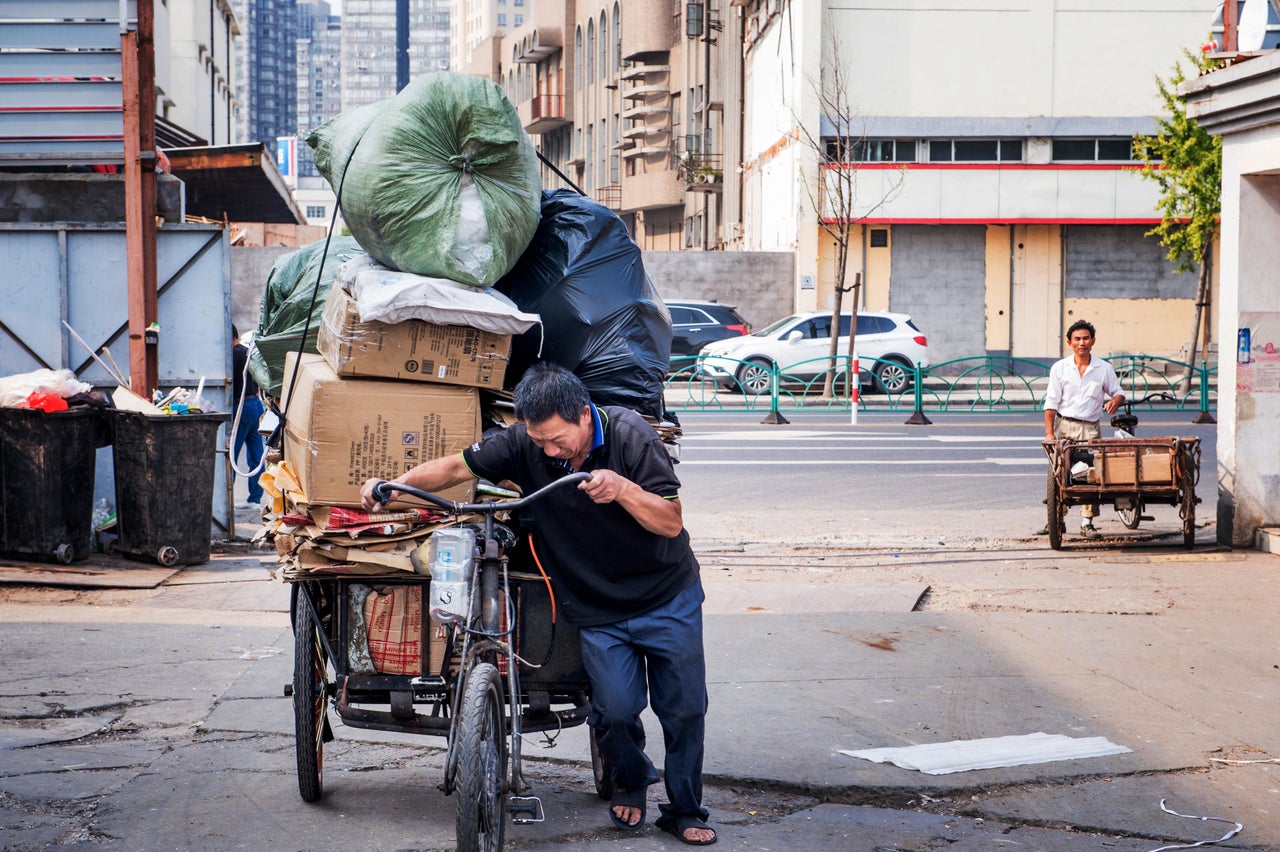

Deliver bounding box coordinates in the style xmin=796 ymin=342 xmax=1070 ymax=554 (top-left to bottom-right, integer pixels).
xmin=698 ymin=310 xmax=929 ymax=394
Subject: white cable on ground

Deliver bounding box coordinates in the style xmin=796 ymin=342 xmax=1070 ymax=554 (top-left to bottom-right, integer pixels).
xmin=228 ymin=341 xmax=269 ymax=479
xmin=1147 ymin=798 xmax=1243 ymax=851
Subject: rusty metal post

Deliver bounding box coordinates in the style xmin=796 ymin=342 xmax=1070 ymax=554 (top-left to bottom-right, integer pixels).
xmin=122 ymin=0 xmax=159 ymax=397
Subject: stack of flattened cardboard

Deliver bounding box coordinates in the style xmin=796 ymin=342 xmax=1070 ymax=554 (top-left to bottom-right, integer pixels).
xmin=263 ymin=258 xmax=540 ymax=581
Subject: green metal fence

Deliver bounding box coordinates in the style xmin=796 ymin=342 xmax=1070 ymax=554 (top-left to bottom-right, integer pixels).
xmin=664 ymin=353 xmax=1218 ymax=422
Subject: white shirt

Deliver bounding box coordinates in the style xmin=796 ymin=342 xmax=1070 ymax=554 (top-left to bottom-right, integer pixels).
xmin=1043 ymin=355 xmax=1121 ymax=423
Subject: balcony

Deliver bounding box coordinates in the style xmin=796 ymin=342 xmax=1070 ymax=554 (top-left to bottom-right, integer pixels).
xmin=526 ymin=93 xmax=571 ymax=134
xmin=678 ymin=153 xmax=724 ymax=192
xmin=595 ymin=184 xmax=621 ymax=210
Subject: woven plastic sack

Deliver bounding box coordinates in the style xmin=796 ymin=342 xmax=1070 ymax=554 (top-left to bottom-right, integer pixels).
xmin=307 ymin=72 xmax=541 ymax=287
xmin=249 ymin=236 xmax=367 ymax=397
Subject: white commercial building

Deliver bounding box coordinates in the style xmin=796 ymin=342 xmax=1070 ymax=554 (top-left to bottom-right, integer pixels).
xmin=738 ymin=1 xmax=1219 ymax=363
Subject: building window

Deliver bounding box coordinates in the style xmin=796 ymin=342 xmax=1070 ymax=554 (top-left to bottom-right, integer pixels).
xmin=575 ymin=27 xmax=582 ymax=90
xmin=827 ymin=138 xmax=916 ymax=162
xmin=497 ymin=13 xmax=506 ymax=26
xmin=929 ymin=139 xmax=1022 ymax=162
xmin=869 ymin=228 xmax=889 ymax=248
xmin=514 ymin=14 xmax=522 ymax=25
xmin=306 ymin=205 xmax=326 ymax=219
xmin=1052 ymin=138 xmax=1139 ymax=161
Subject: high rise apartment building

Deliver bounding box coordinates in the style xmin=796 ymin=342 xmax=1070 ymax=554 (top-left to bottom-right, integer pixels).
xmin=296 ymin=0 xmax=343 ymax=178
xmin=231 ymin=0 xmax=299 ymax=148
xmin=342 ymin=0 xmax=451 ymax=110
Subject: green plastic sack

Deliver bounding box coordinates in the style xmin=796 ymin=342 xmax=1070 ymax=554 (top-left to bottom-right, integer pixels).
xmin=307 ymin=72 xmax=541 ymax=287
xmin=248 ymin=237 xmax=366 ymax=398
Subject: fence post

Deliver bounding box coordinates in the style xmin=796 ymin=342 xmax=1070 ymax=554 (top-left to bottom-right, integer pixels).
xmin=904 ymin=362 xmax=932 ymax=425
xmin=760 ymin=361 xmax=789 ymax=425
xmin=1193 ymin=358 xmax=1216 ymax=424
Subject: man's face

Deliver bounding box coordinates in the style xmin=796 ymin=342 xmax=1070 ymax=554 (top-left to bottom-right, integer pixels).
xmin=526 ymin=406 xmax=592 ymax=461
xmin=1068 ymin=329 xmax=1095 ymax=358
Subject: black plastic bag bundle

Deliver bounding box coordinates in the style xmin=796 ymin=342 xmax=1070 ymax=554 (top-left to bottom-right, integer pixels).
xmin=496 ymin=190 xmax=672 ymax=418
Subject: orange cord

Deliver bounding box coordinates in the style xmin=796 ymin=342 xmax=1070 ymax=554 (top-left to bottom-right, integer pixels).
xmin=528 ymin=535 xmax=556 ymax=624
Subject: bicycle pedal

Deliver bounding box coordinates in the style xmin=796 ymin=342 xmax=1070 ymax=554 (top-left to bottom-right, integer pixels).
xmin=508 ymin=796 xmax=544 ymax=824
xmin=410 ymin=676 xmax=447 ymax=699
xmin=1141 ymin=515 xmax=1155 ymax=521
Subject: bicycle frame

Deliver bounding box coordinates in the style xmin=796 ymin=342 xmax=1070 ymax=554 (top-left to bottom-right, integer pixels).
xmin=371 ymin=473 xmax=592 ymax=797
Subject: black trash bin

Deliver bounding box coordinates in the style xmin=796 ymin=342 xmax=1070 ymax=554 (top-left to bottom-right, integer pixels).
xmin=0 ymin=407 xmax=103 ymax=564
xmin=110 ymin=411 xmax=229 ymax=566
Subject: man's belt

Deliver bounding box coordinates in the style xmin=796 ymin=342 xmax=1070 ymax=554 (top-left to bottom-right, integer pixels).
xmin=1056 ymin=414 xmax=1099 ymax=425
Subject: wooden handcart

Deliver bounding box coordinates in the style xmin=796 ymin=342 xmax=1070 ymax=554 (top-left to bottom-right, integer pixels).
xmin=1042 ymin=436 xmax=1201 ymax=550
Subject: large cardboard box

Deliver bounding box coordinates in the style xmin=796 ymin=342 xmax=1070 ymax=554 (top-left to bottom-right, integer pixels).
xmin=1100 ymin=446 xmax=1175 ymax=485
xmin=318 ymin=287 xmax=511 ymax=388
xmin=282 ymin=353 xmax=479 ymax=506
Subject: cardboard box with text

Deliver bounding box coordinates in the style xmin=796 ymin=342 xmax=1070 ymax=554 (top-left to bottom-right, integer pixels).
xmin=318 ymin=287 xmax=510 ymax=388
xmin=282 ymin=353 xmax=479 ymax=506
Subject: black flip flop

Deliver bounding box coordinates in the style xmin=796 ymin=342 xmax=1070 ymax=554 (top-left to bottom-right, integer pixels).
xmin=657 ymin=814 xmax=717 ymax=846
xmin=608 ymin=787 xmax=646 ymax=831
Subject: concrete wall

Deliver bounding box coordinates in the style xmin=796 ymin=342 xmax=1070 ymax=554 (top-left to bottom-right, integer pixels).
xmin=643 ymin=250 xmax=795 ymax=329
xmin=230 ymin=245 xmax=294 ymax=336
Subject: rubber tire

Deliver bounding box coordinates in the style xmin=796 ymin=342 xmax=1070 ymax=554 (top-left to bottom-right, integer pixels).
xmin=293 ymin=598 xmax=325 ymax=803
xmin=875 ymin=360 xmax=911 ymax=395
xmin=1182 ymin=467 xmax=1196 ymax=550
xmin=455 ymin=662 xmax=507 ymax=852
xmin=736 ymin=358 xmax=772 ymax=395
xmin=1119 ymin=505 xmax=1142 ymax=529
xmin=1047 ymin=472 xmax=1063 ymax=551
xmin=589 ymin=726 xmax=616 ymax=800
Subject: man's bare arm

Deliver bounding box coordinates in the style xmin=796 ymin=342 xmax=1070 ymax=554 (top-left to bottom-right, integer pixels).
xmin=360 ymin=453 xmax=473 ymax=511
xmin=578 ymin=469 xmax=684 ymax=538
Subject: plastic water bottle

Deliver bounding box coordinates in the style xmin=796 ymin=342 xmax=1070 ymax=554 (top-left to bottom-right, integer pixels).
xmin=1239 ymin=328 xmax=1252 ymax=365
xmin=428 ymin=527 xmax=474 ymax=622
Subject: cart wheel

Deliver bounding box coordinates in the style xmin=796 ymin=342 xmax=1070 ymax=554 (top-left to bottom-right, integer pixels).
xmin=589 ymin=726 xmax=616 ymax=800
xmin=293 ymin=598 xmax=326 ymax=803
xmin=455 ymin=662 xmax=507 ymax=852
xmin=1119 ymin=505 xmax=1142 ymax=530
xmin=1181 ymin=471 xmax=1196 ymax=550
xmin=1046 ymin=472 xmax=1063 ymax=551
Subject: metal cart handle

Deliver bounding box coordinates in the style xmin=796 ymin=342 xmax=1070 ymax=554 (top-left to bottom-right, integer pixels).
xmin=372 ymin=471 xmax=592 ymax=514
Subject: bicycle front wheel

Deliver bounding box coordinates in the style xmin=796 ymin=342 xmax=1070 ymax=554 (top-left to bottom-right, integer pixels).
xmin=455 ymin=662 xmax=508 ymax=852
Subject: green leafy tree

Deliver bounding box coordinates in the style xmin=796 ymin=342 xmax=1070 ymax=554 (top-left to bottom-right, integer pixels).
xmin=1133 ymin=49 xmax=1222 ymax=377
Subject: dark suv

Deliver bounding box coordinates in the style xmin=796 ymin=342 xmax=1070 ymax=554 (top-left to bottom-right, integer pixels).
xmin=665 ymin=299 xmax=751 ymax=369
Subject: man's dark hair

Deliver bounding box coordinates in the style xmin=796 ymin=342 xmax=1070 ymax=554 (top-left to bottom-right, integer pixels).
xmin=513 ymin=362 xmax=591 ymax=424
xmin=232 ymin=323 xmax=240 ymax=340
xmin=1066 ymin=320 xmax=1096 ymax=340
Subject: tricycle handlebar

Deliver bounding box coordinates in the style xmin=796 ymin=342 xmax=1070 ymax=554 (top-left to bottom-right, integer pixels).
xmin=372 ymin=472 xmax=592 ymax=514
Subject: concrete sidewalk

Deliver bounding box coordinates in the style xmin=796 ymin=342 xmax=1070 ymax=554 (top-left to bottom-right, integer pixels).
xmin=1 ymin=535 xmax=1276 ymax=850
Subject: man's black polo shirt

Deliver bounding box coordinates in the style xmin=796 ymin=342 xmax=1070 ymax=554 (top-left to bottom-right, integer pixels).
xmin=461 ymin=404 xmax=698 ymax=627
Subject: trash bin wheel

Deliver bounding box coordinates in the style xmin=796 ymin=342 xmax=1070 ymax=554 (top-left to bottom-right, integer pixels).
xmin=53 ymin=543 xmax=74 ymax=565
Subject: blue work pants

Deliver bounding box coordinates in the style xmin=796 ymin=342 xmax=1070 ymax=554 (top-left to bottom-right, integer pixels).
xmin=578 ymin=578 xmax=709 ymax=824
xmin=233 ymin=395 xmax=265 ymax=502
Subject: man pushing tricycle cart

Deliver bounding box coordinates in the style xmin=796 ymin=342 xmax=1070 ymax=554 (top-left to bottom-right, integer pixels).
xmin=288 ymin=364 xmax=716 ymax=850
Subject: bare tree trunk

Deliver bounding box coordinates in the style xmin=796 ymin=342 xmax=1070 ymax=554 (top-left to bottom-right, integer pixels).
xmin=821 ymin=225 xmax=850 ymax=399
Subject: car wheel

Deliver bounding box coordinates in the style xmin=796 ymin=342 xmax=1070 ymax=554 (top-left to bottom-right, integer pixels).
xmin=736 ymin=358 xmax=773 ymax=395
xmin=875 ymin=360 xmax=912 ymax=394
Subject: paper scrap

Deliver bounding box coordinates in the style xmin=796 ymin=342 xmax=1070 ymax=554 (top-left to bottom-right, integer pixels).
xmin=840 ymin=732 xmax=1131 ymax=775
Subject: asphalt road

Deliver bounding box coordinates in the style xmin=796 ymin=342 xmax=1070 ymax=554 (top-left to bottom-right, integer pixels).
xmin=3 ymin=407 xmax=1262 ymax=852
xmin=672 ymin=410 xmax=1219 ymax=550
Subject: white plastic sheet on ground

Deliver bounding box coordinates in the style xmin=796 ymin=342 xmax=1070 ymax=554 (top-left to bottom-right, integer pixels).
xmin=338 ymin=255 xmax=540 ymax=336
xmin=840 ymin=732 xmax=1131 ymax=775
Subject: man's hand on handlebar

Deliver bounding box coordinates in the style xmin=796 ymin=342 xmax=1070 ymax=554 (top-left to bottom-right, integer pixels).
xmin=361 ymin=478 xmax=394 ymax=512
xmin=577 ymin=469 xmax=629 ymax=505
xmin=1103 ymin=394 xmax=1124 ymax=416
